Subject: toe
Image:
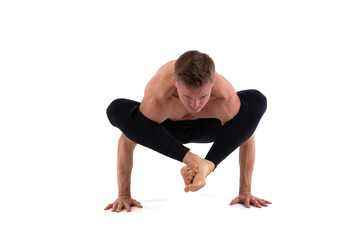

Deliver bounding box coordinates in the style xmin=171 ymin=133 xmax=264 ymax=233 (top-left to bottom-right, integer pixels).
xmin=181 ymin=166 xmax=189 ymax=174
xmin=181 ymin=166 xmax=190 ymax=176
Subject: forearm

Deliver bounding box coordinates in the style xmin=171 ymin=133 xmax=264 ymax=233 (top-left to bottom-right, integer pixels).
xmin=239 ymin=134 xmax=255 ymax=194
xmin=117 ymin=137 xmax=135 ymax=197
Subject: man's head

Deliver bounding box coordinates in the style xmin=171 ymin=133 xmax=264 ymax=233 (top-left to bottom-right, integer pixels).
xmin=174 ymin=50 xmax=215 ymax=89
xmin=174 ymin=50 xmax=215 ymax=113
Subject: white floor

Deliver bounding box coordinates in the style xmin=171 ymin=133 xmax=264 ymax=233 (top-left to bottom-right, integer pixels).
xmin=2 ymin=142 xmax=358 ymax=239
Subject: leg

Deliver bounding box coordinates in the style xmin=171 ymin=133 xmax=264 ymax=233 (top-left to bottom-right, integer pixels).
xmin=161 ymin=118 xmax=223 ymax=192
xmin=205 ymin=89 xmax=267 ymax=169
xmin=107 ymin=98 xmax=214 ymax=192
xmin=181 ymin=90 xmax=266 ymax=190
xmin=181 ymin=151 xmax=215 ymax=192
xmin=106 ymin=98 xmax=190 ymax=161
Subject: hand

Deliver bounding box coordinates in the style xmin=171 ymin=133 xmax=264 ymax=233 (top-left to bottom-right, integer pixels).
xmin=230 ymin=192 xmax=272 ymax=208
xmin=104 ymin=196 xmax=143 ymax=213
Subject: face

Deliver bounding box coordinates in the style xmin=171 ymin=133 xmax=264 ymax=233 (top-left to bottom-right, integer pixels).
xmin=174 ymin=79 xmax=213 ymax=113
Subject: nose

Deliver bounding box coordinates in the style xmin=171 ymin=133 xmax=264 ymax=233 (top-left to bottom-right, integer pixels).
xmin=191 ymin=99 xmax=201 ymax=109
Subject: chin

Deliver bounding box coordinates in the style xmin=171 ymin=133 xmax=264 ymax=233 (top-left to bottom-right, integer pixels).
xmin=189 ymin=108 xmax=201 ymax=113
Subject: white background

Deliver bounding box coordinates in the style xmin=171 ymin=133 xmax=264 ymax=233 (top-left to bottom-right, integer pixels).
xmin=1 ymin=0 xmax=359 ymax=239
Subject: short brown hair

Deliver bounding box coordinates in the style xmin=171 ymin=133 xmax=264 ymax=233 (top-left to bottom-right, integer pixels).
xmin=174 ymin=50 xmax=215 ymax=89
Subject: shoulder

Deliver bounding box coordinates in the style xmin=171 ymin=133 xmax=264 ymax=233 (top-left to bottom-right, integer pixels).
xmin=212 ymin=72 xmax=238 ymax=103
xmin=210 ymin=95 xmax=240 ymax=125
xmin=153 ymin=60 xmax=176 ymax=77
xmin=211 ymin=72 xmax=241 ymax=124
xmin=140 ymin=61 xmax=178 ymax=123
xmin=144 ymin=60 xmax=175 ymax=95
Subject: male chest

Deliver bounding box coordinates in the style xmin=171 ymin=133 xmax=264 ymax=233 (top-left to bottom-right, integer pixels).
xmin=168 ymin=97 xmax=239 ymax=126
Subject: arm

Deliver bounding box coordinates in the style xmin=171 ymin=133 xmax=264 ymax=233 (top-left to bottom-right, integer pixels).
xmin=139 ymin=96 xmax=168 ymax=124
xmin=117 ymin=134 xmax=136 ymax=197
xmin=230 ymin=134 xmax=272 ymax=208
xmin=239 ymin=134 xmax=255 ymax=194
xmin=104 ymin=134 xmax=143 ymax=212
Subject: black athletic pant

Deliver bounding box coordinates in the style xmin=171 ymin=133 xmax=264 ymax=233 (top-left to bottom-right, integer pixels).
xmin=106 ymin=89 xmax=267 ymax=169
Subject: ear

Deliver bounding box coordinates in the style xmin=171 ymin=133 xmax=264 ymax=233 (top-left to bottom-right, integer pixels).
xmin=173 ymin=77 xmax=178 ymax=88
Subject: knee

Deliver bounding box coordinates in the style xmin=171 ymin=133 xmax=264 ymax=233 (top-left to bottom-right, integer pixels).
xmin=106 ymin=98 xmax=136 ymax=128
xmin=106 ymin=99 xmax=124 ymax=127
xmin=249 ymin=89 xmax=267 ymax=116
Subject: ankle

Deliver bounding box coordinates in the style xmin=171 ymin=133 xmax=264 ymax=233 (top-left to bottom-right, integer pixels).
xmin=182 ymin=151 xmax=197 ymax=165
xmin=205 ymin=160 xmax=215 ymax=175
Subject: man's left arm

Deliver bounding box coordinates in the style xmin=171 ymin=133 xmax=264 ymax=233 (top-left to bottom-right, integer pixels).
xmin=230 ymin=134 xmax=272 ymax=208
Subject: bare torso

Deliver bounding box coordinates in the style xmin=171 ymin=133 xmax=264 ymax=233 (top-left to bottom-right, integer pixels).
xmin=139 ymin=60 xmax=241 ymax=126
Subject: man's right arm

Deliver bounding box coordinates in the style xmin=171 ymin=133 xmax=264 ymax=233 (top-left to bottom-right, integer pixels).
xmin=117 ymin=134 xmax=136 ymax=198
xmin=104 ymin=134 xmax=143 ymax=213
xmin=139 ymin=96 xmax=168 ymax=124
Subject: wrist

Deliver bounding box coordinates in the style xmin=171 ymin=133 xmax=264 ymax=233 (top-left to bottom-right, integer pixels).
xmin=240 ymin=180 xmax=252 ymax=195
xmin=118 ymin=193 xmax=131 ymax=198
xmin=239 ymin=189 xmax=251 ymax=195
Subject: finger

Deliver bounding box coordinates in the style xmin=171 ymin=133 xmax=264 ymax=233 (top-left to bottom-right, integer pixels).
xmin=124 ymin=202 xmax=131 ymax=212
xmin=252 ymin=199 xmax=262 ymax=208
xmin=104 ymin=204 xmax=112 ymax=210
xmin=254 ymin=197 xmax=268 ymax=207
xmin=184 ymin=186 xmax=190 ymax=192
xmin=230 ymin=197 xmax=240 ymax=205
xmin=116 ymin=203 xmax=123 ymax=212
xmin=245 ymin=198 xmax=251 ymax=208
xmin=257 ymin=198 xmax=272 ymax=204
xmin=257 ymin=199 xmax=268 ymax=207
xmin=132 ymin=200 xmax=143 ymax=208
xmin=263 ymin=199 xmax=272 ymax=204
xmin=111 ymin=203 xmax=118 ymax=212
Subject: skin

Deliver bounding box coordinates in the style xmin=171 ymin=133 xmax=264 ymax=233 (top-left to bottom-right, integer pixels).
xmin=104 ymin=60 xmax=272 ymax=213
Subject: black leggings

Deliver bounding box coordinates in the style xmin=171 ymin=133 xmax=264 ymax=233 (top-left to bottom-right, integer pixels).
xmin=106 ymin=89 xmax=267 ymax=169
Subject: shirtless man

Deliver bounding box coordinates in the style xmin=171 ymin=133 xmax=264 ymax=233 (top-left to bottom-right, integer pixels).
xmin=104 ymin=50 xmax=272 ymax=213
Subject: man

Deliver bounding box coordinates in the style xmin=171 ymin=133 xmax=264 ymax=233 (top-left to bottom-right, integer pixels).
xmin=105 ymin=50 xmax=272 ymax=213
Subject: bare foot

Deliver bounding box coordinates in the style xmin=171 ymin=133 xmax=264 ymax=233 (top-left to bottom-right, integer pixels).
xmin=181 ymin=162 xmax=198 ymax=186
xmin=181 ymin=152 xmax=215 ymax=192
